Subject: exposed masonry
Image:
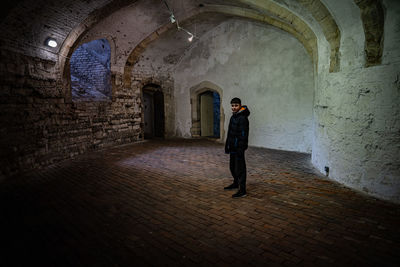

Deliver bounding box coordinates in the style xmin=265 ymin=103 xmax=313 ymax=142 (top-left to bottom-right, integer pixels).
xmin=70 ymin=41 xmax=111 ymax=101
xmin=124 ymin=23 xmax=176 ymax=88
xmin=354 ymin=0 xmax=385 ymax=67
xmin=58 ymin=0 xmax=139 ymax=82
xmin=0 ymin=49 xmax=141 ymax=177
xmin=0 ymin=0 xmax=112 ymax=60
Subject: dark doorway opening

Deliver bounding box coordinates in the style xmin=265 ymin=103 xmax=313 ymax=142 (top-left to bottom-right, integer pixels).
xmin=200 ymin=91 xmax=220 ymax=138
xmin=143 ymin=85 xmax=165 ymax=139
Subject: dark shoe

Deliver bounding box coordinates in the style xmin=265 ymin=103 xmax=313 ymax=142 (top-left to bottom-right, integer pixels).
xmin=232 ymin=191 xmax=247 ymax=198
xmin=224 ymin=183 xmax=238 ymax=190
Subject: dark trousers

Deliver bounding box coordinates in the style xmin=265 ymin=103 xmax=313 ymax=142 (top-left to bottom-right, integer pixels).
xmin=229 ymin=152 xmax=246 ymax=192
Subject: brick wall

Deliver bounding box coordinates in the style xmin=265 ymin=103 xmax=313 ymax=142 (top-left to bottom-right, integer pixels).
xmin=70 ymin=39 xmax=111 ymax=101
xmin=0 ymin=48 xmax=141 ymax=177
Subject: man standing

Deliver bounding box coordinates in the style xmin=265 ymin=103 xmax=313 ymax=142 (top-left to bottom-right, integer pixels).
xmin=224 ymin=97 xmax=250 ymax=198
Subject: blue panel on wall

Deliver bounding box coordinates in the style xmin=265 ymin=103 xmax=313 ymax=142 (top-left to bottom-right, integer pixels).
xmin=213 ymin=92 xmax=220 ymax=138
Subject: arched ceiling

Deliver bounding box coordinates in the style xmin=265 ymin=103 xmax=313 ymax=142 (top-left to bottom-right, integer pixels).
xmin=121 ymin=4 xmax=319 ymax=87
xmin=73 ymin=0 xmax=324 ymax=85
xmin=0 ymin=0 xmax=385 ymax=78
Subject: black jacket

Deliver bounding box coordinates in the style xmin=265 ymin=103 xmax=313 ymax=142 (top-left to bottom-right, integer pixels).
xmin=225 ymin=105 xmax=250 ymax=154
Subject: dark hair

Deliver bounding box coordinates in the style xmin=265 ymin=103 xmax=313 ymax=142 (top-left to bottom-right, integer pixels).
xmin=230 ymin=97 xmax=241 ymax=104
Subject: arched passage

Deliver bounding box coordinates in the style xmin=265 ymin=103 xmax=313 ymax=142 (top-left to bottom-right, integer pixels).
xmin=190 ymin=82 xmax=225 ymax=142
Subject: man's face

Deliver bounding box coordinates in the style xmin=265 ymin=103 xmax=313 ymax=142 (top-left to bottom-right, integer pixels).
xmin=231 ymin=103 xmax=241 ymax=113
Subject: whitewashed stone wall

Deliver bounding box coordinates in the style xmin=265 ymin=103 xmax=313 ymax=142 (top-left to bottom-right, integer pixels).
xmin=313 ymin=64 xmax=400 ymax=202
xmin=312 ymin=0 xmax=400 ymax=202
xmin=174 ymin=19 xmax=314 ymax=153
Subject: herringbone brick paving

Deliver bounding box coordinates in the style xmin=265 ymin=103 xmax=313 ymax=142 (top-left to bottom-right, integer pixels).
xmin=1 ymin=139 xmax=399 ymax=266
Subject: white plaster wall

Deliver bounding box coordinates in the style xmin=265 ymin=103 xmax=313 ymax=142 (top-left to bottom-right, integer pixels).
xmin=174 ymin=19 xmax=314 ymax=153
xmin=382 ymin=0 xmax=400 ymax=65
xmin=312 ymin=0 xmax=400 ymax=203
xmin=313 ymin=64 xmax=400 ymax=202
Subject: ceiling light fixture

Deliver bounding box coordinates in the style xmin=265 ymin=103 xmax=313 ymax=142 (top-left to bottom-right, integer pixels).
xmin=163 ymin=0 xmax=195 ymax=42
xmin=45 ymin=37 xmax=58 ymax=48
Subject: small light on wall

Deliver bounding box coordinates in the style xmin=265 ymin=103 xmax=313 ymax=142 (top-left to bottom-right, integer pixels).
xmin=170 ymin=14 xmax=176 ymax=23
xmin=188 ymin=33 xmax=194 ymax=42
xmin=45 ymin=37 xmax=58 ymax=48
xmin=178 ymin=26 xmax=195 ymax=42
xmin=164 ymin=0 xmax=196 ymax=43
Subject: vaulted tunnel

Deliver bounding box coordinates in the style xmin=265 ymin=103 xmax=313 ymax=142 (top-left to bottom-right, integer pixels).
xmin=0 ymin=0 xmax=399 ymax=265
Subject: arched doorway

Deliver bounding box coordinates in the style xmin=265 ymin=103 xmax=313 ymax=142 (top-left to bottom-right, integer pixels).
xmin=142 ymin=84 xmax=165 ymax=139
xmin=190 ymin=81 xmax=225 ymax=141
xmin=199 ymin=91 xmax=220 ymax=138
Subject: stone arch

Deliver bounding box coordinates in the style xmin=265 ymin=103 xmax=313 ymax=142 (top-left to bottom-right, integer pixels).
xmin=57 ymin=0 xmax=135 ymax=102
xmin=61 ymin=35 xmax=118 ymax=102
xmin=124 ymin=5 xmax=319 ymax=88
xmin=78 ymin=34 xmax=118 ymax=66
xmin=297 ymin=0 xmax=341 ymax=72
xmin=190 ymin=81 xmax=225 ymax=142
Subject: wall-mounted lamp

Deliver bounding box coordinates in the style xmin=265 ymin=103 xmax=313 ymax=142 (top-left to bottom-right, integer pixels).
xmin=170 ymin=14 xmax=176 ymax=23
xmin=188 ymin=33 xmax=194 ymax=42
xmin=178 ymin=26 xmax=195 ymax=42
xmin=45 ymin=37 xmax=58 ymax=48
xmin=164 ymin=0 xmax=195 ymax=42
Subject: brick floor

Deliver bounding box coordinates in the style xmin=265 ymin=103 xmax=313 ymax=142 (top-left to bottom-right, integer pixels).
xmin=1 ymin=139 xmax=399 ymax=267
